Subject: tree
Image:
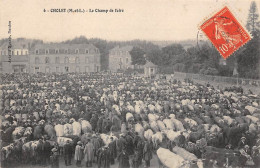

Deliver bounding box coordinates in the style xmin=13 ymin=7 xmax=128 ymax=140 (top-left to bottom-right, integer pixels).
xmin=146 ymin=48 xmax=163 ymax=65
xmin=237 ymin=31 xmax=260 ymax=78
xmin=237 ymin=1 xmax=260 ymax=79
xmin=161 ymin=44 xmax=186 ymax=66
xmin=246 ymin=1 xmax=260 ymax=32
xmin=129 ymin=47 xmax=146 ymax=66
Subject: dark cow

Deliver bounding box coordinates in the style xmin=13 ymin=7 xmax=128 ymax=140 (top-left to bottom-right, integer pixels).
xmin=204 ymin=146 xmax=243 ymax=167
xmin=44 ymin=124 xmax=56 ymax=141
xmin=33 ymin=125 xmax=44 ymax=139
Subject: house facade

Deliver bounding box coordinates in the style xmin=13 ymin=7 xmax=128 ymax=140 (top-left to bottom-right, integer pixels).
xmin=29 ymin=43 xmax=100 ymax=73
xmin=109 ymin=46 xmax=133 ymax=72
xmin=0 ymin=42 xmax=101 ymax=73
xmin=0 ymin=42 xmax=29 ymax=73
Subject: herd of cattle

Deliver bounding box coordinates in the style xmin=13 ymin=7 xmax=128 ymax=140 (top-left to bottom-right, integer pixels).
xmin=0 ymin=73 xmax=260 ymax=168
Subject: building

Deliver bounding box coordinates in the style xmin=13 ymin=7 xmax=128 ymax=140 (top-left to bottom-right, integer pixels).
xmin=0 ymin=42 xmax=29 ymax=73
xmin=29 ymin=43 xmax=100 ymax=73
xmin=144 ymin=61 xmax=158 ymax=77
xmin=109 ymin=46 xmax=133 ymax=72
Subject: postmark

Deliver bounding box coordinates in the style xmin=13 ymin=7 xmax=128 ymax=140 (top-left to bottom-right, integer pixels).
xmin=200 ymin=6 xmax=251 ymax=59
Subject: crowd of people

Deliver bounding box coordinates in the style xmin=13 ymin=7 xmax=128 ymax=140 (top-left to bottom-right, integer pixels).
xmin=0 ymin=72 xmax=260 ymax=168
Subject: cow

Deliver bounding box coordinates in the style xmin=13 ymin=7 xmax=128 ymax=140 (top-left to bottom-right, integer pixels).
xmin=44 ymin=124 xmax=56 ymax=140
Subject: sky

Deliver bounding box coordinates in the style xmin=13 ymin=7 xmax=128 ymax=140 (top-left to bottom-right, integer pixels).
xmin=0 ymin=0 xmax=259 ymax=42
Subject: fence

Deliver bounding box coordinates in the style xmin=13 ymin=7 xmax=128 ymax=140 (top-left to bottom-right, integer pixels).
xmin=173 ymin=72 xmax=260 ymax=86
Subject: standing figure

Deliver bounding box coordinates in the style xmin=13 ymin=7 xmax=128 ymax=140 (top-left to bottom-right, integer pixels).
xmin=50 ymin=148 xmax=59 ymax=168
xmin=64 ymin=140 xmax=73 ymax=166
xmin=75 ymin=141 xmax=84 ymax=167
xmin=143 ymin=140 xmax=153 ymax=168
xmin=84 ymin=139 xmax=94 ymax=167
xmin=118 ymin=149 xmax=130 ymax=168
xmin=97 ymin=146 xmax=110 ymax=168
xmin=108 ymin=137 xmax=117 ymax=165
xmin=42 ymin=137 xmax=52 ymax=166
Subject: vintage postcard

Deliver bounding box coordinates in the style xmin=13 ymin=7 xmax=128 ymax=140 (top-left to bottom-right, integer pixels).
xmin=0 ymin=0 xmax=260 ymax=168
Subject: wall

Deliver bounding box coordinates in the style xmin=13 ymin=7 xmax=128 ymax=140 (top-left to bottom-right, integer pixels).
xmin=173 ymin=72 xmax=260 ymax=86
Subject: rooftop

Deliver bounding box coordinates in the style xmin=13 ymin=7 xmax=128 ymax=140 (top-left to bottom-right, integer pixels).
xmin=32 ymin=43 xmax=97 ymax=50
xmin=110 ymin=46 xmax=133 ymax=52
xmin=144 ymin=61 xmax=157 ymax=67
xmin=0 ymin=41 xmax=29 ymax=50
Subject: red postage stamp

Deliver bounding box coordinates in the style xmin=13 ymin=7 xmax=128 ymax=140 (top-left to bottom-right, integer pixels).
xmin=200 ymin=6 xmax=251 ymax=59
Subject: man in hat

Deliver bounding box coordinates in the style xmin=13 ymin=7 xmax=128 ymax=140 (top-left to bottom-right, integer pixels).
xmin=64 ymin=140 xmax=73 ymax=166
xmin=252 ymin=146 xmax=260 ymax=167
xmin=118 ymin=148 xmax=130 ymax=168
xmin=97 ymin=146 xmax=110 ymax=168
xmin=84 ymin=139 xmax=94 ymax=167
xmin=238 ymin=137 xmax=247 ymax=149
xmin=50 ymin=148 xmax=59 ymax=168
xmin=91 ymin=134 xmax=101 ymax=162
xmin=117 ymin=134 xmax=126 ymax=154
xmin=42 ymin=136 xmax=52 ymax=166
xmin=239 ymin=145 xmax=252 ymax=166
xmin=143 ymin=140 xmax=152 ymax=168
xmin=75 ymin=141 xmax=84 ymax=167
xmin=108 ymin=137 xmax=117 ymax=165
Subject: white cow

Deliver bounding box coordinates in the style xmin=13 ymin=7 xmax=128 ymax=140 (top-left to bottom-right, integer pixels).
xmin=163 ymin=119 xmax=175 ymax=130
xmin=54 ymin=124 xmax=64 ymax=137
xmin=166 ymin=130 xmax=181 ymax=142
xmin=171 ymin=118 xmax=185 ymax=131
xmin=63 ymin=123 xmax=73 ymax=136
xmin=157 ymin=148 xmax=186 ymax=168
xmin=72 ymin=121 xmax=81 ymax=136
xmin=80 ymin=120 xmax=92 ymax=133
xmin=144 ymin=129 xmax=153 ymax=141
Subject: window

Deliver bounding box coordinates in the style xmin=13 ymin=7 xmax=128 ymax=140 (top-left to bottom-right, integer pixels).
xmin=17 ymin=51 xmax=19 ymax=55
xmin=45 ymin=57 xmax=50 ymax=64
xmin=25 ymin=51 xmax=28 ymax=55
xmin=76 ymin=57 xmax=79 ymax=63
xmin=75 ymin=49 xmax=79 ymax=54
xmin=94 ymin=64 xmax=96 ymax=72
xmin=55 ymin=57 xmax=60 ymax=63
xmin=35 ymin=67 xmax=40 ymax=73
xmin=65 ymin=57 xmax=69 ymax=63
xmin=85 ymin=57 xmax=89 ymax=63
xmin=85 ymin=49 xmax=89 ymax=54
xmin=119 ymin=58 xmax=122 ymax=62
xmin=65 ymin=49 xmax=68 ymax=54
xmin=36 ymin=50 xmax=39 ymax=54
xmin=85 ymin=66 xmax=89 ymax=72
xmin=11 ymin=51 xmax=14 ymax=55
xmin=45 ymin=49 xmax=49 ymax=54
xmin=126 ymin=57 xmax=129 ymax=63
xmin=21 ymin=51 xmax=23 ymax=55
xmin=76 ymin=66 xmax=80 ymax=72
xmin=55 ymin=49 xmax=59 ymax=54
xmin=35 ymin=57 xmax=40 ymax=64
xmin=45 ymin=67 xmax=50 ymax=73
xmin=65 ymin=66 xmax=69 ymax=72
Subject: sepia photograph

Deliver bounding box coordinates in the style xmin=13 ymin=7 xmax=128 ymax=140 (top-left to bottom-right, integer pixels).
xmin=0 ymin=0 xmax=260 ymax=167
